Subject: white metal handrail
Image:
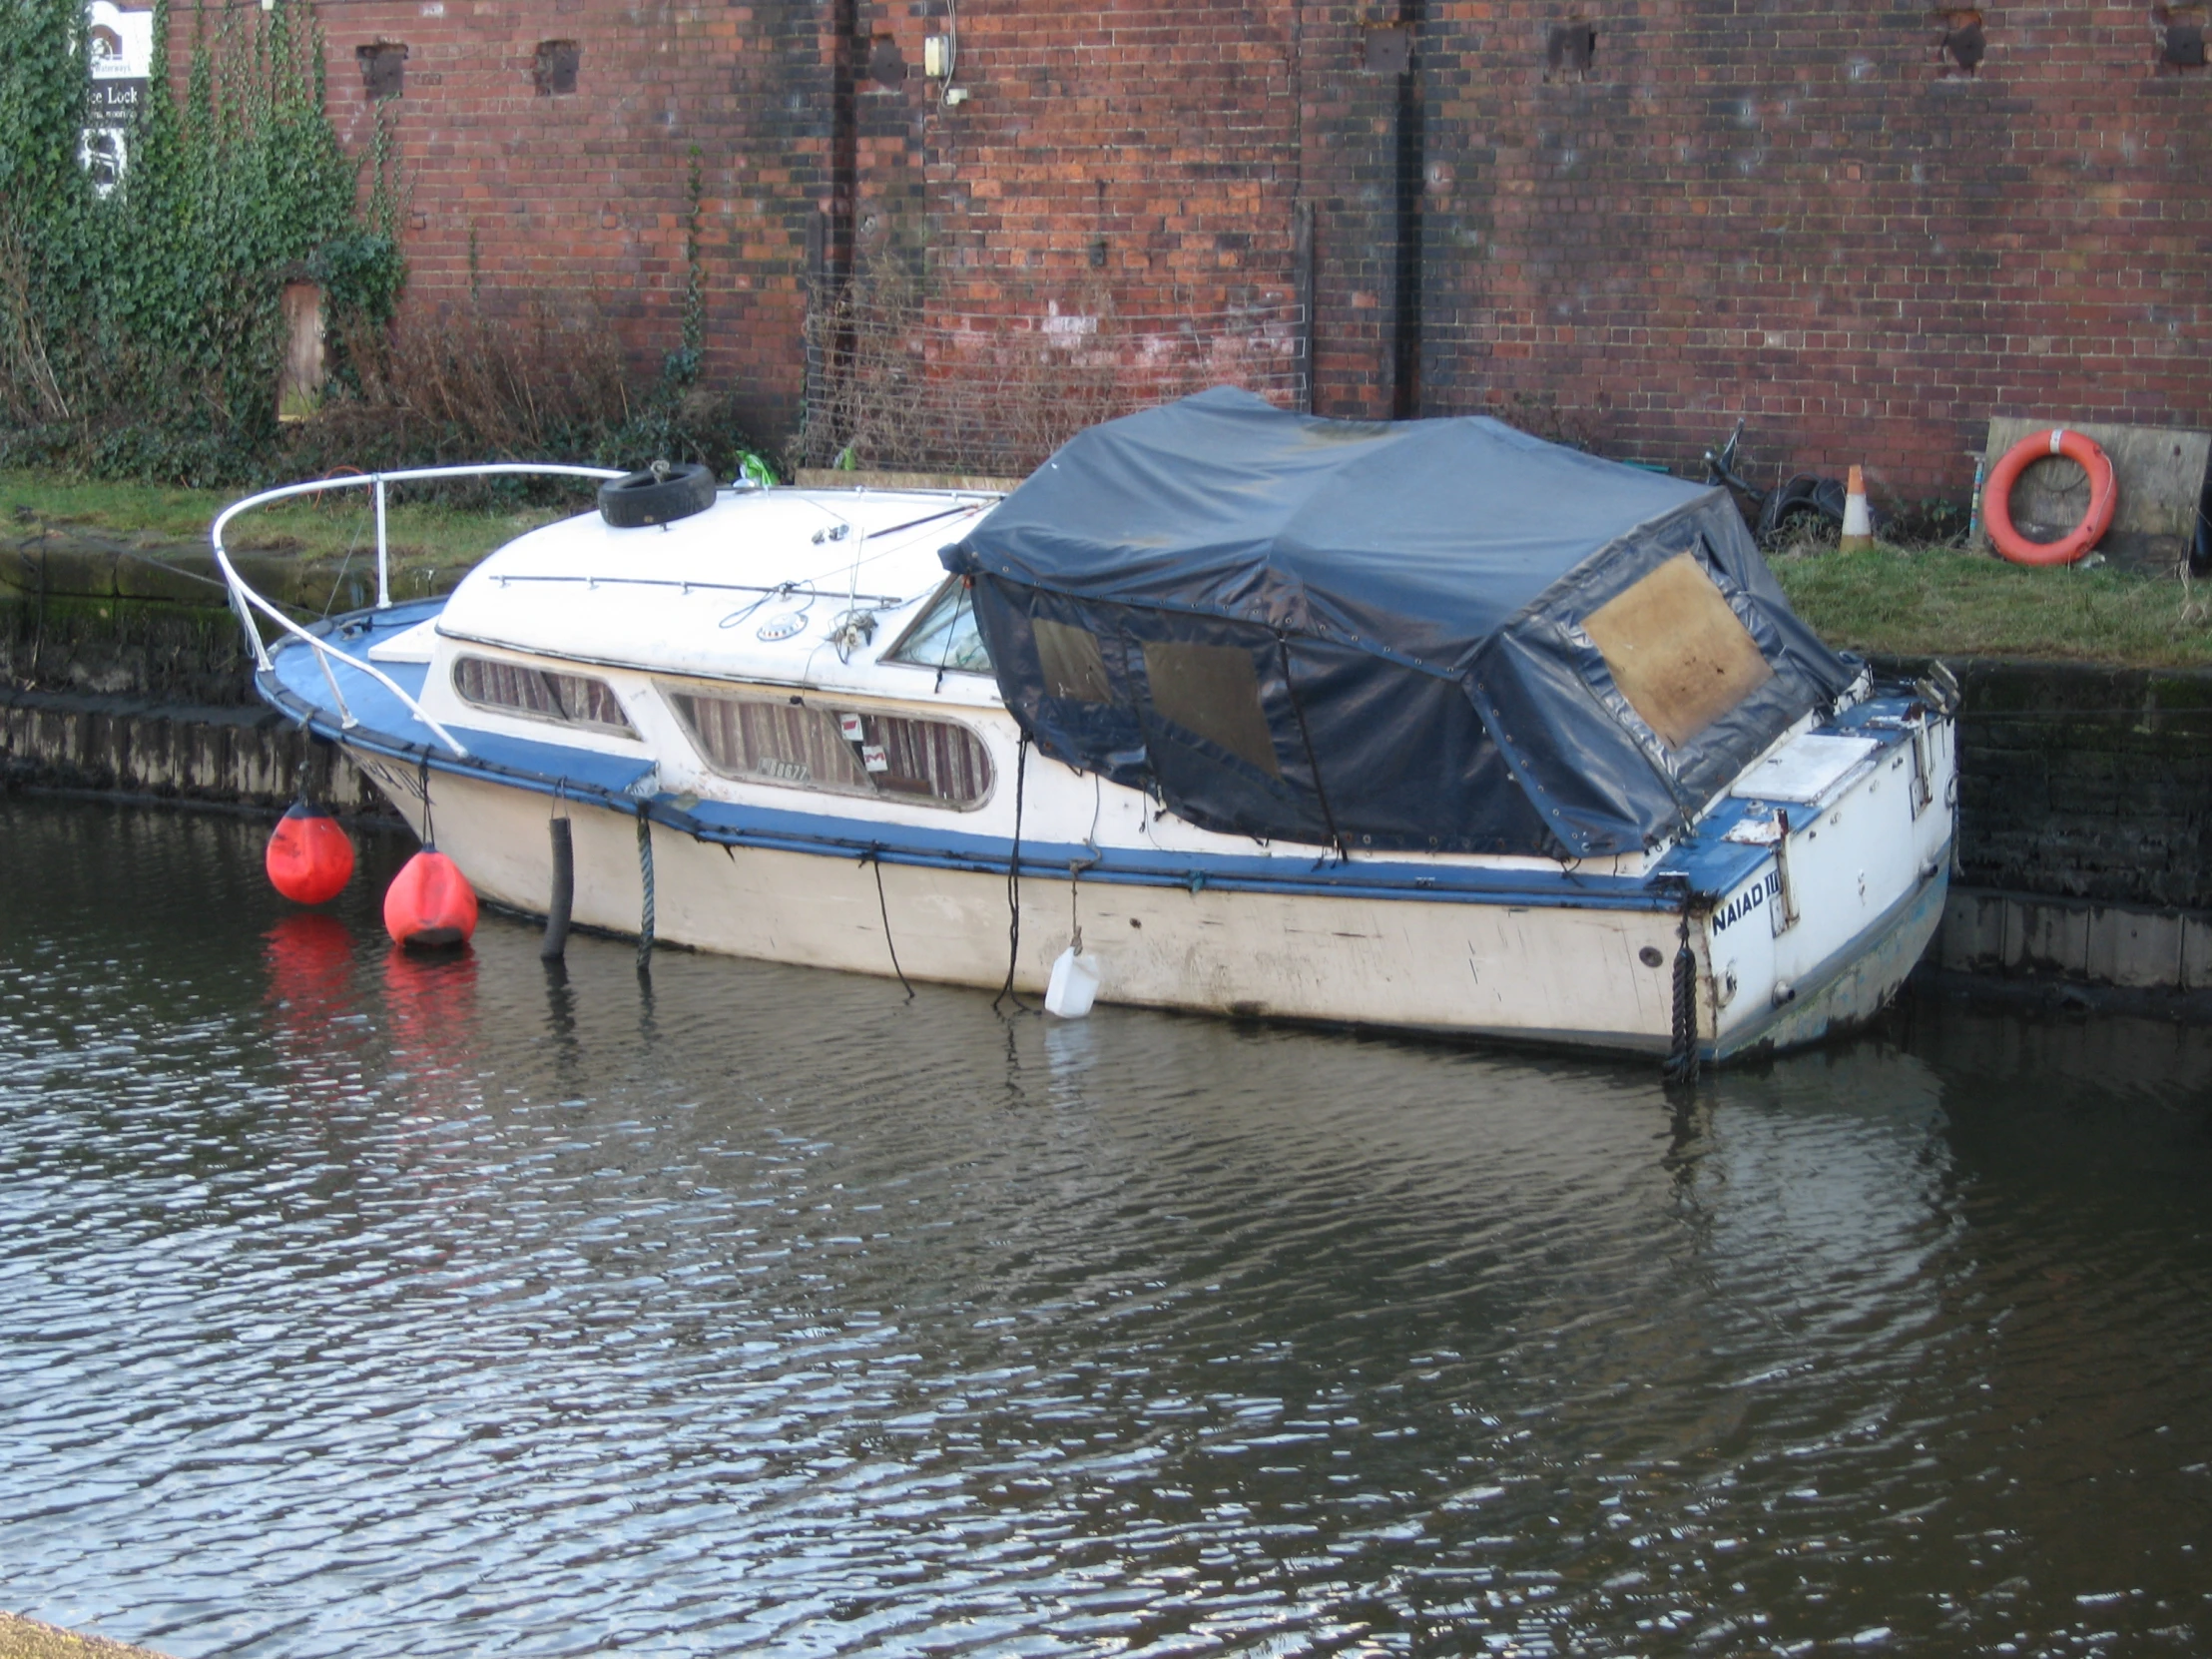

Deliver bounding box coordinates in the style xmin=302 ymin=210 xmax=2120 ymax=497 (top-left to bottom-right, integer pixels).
xmin=211 ymin=462 xmax=626 ymax=759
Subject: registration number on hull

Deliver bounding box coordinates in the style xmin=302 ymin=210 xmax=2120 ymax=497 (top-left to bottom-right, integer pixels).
xmin=1713 ymin=868 xmax=1784 ymax=935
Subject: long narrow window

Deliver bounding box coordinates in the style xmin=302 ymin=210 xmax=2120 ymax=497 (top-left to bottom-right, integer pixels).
xmin=665 ymin=687 xmax=993 ymax=810
xmin=453 ymin=655 xmax=636 ymax=737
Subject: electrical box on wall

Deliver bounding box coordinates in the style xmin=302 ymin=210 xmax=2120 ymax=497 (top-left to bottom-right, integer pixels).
xmin=923 ymin=35 xmax=948 ymax=79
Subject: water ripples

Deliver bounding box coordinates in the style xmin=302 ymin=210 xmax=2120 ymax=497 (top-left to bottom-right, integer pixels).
xmin=3 ymin=799 xmax=2210 ymax=1657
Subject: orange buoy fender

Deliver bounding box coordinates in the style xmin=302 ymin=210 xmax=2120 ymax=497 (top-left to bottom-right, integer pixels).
xmin=266 ymin=801 xmax=355 ymax=904
xmin=1984 ymin=427 xmax=2118 ymax=567
xmin=383 ymin=849 xmax=479 ymax=949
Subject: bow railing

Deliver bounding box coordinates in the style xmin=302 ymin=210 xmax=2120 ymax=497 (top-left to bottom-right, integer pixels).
xmin=211 ymin=463 xmax=626 ymax=759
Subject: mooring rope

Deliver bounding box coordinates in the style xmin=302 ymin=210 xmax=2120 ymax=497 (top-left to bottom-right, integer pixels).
xmin=416 ymin=752 xmax=436 ymax=848
xmin=635 ymin=803 xmax=656 ymax=973
xmin=992 ymin=736 xmax=1032 ymax=1015
xmin=864 ymin=845 xmax=915 ymax=1001
xmin=1662 ymin=903 xmax=1701 ymax=1085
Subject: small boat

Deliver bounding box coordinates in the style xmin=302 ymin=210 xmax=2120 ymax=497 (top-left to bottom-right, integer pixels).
xmin=216 ymin=390 xmax=1956 ymax=1067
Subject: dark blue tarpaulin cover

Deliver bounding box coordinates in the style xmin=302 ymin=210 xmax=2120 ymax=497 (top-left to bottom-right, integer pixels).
xmin=941 ymin=387 xmax=1859 ymax=858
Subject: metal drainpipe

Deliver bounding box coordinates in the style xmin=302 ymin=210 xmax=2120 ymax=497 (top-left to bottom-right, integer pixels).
xmin=1390 ymin=0 xmax=1425 ymax=420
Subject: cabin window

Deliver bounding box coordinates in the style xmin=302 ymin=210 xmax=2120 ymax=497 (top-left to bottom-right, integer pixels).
xmin=1580 ymin=553 xmax=1773 ymax=750
xmin=1034 ymin=619 xmax=1111 ymax=703
xmin=665 ymin=687 xmax=993 ymax=810
xmin=883 ymin=579 xmax=992 ymax=674
xmin=452 ymin=655 xmax=636 ymax=737
xmin=1141 ymin=640 xmax=1282 ymax=777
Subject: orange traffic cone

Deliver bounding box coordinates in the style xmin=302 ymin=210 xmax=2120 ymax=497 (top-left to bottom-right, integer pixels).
xmin=1840 ymin=465 xmax=1874 ymax=551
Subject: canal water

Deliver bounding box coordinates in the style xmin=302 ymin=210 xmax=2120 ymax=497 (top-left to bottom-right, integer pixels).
xmin=2 ymin=797 xmax=2209 ymax=1658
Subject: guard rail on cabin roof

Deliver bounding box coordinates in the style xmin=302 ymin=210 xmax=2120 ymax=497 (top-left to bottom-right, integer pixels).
xmin=211 ymin=463 xmax=627 ymax=761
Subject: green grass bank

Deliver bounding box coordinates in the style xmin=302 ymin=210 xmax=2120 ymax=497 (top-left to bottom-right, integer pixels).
xmin=8 ymin=467 xmax=2212 ymax=669
xmin=3 ymin=469 xmax=578 ymax=572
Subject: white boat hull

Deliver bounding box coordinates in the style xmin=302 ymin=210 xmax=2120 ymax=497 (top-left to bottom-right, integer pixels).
xmin=348 ymin=737 xmax=1949 ymax=1063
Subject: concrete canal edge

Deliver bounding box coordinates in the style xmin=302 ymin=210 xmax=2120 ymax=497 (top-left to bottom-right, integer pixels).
xmin=6 ymin=561 xmax=2212 ymax=1003
xmin=0 ymin=1612 xmax=173 ymax=1659
xmin=0 ymin=524 xmax=387 ymax=817
xmin=1 ymin=686 xmax=385 ymax=818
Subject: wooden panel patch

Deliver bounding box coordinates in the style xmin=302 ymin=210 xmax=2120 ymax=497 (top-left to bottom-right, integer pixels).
xmin=1582 ymin=553 xmax=1773 ymax=750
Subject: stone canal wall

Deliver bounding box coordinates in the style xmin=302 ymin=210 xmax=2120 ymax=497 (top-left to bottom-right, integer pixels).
xmin=6 ymin=575 xmax=2212 ymax=994
xmin=0 ymin=529 xmax=386 ymax=816
xmin=0 ymin=688 xmax=382 ymax=817
xmin=1914 ymin=657 xmax=2212 ymax=991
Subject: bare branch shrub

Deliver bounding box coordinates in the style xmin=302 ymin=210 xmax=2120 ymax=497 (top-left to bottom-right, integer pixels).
xmin=0 ymin=219 xmax=72 ymax=424
xmin=1486 ymin=389 xmax=1598 ymax=453
xmin=327 ymin=298 xmax=631 ymax=457
xmin=281 ymin=289 xmax=756 ymax=490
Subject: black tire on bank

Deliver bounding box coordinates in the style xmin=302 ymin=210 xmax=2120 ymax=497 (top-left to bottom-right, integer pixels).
xmin=598 ymin=462 xmax=719 ymax=528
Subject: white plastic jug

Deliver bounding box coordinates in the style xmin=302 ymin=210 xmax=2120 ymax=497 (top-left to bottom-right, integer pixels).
xmin=1044 ymin=946 xmax=1102 ymax=1018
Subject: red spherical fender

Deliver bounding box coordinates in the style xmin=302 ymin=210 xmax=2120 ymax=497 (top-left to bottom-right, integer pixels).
xmin=266 ymin=801 xmax=355 ymax=904
xmin=383 ymin=849 xmax=479 ymax=949
xmin=1983 ymin=427 xmax=2118 ymax=567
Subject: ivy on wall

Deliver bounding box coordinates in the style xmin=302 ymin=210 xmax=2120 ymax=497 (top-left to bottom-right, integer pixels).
xmin=0 ymin=0 xmax=403 ymax=482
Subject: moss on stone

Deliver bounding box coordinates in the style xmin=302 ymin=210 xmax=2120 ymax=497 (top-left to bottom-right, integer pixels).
xmin=0 ymin=1612 xmax=171 ymax=1659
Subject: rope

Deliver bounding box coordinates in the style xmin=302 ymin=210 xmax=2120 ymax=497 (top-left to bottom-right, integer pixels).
xmin=1662 ymin=902 xmax=1701 ymax=1085
xmin=635 ymin=802 xmax=656 ymax=972
xmin=416 ymin=752 xmax=436 ymax=848
xmin=865 ymin=845 xmax=915 ymax=1000
xmin=993 ymin=735 xmax=1032 ymax=1015
xmin=1278 ymin=634 xmax=1347 ymax=858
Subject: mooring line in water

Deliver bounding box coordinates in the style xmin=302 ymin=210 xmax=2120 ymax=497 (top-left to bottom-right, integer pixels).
xmin=635 ymin=802 xmax=656 ymax=974
xmin=863 ymin=844 xmax=915 ymax=1001
xmin=993 ymin=736 xmax=1033 ymax=1016
xmin=1662 ymin=896 xmax=1701 ymax=1086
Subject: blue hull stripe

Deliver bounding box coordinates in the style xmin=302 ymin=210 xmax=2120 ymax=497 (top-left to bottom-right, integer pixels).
xmin=267 ymin=603 xmax=1915 ymax=914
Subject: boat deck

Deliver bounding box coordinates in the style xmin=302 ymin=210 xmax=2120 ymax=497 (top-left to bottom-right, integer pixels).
xmin=266 ymin=602 xmax=1924 ymax=912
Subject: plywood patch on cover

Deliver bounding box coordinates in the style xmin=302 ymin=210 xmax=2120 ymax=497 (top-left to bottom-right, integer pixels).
xmin=1582 ymin=553 xmax=1773 ymax=750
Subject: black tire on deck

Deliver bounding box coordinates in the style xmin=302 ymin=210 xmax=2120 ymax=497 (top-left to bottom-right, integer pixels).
xmin=598 ymin=462 xmax=719 ymax=528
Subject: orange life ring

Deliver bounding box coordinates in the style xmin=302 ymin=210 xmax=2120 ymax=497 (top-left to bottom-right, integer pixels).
xmin=1983 ymin=428 xmax=2118 ymax=567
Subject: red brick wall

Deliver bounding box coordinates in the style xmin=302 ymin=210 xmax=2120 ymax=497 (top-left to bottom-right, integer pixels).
xmin=294 ymin=0 xmax=834 ymax=443
xmin=1418 ymin=2 xmax=2212 ymax=504
xmin=171 ymin=2 xmax=2212 ymax=496
xmin=840 ymin=0 xmax=1318 ymax=448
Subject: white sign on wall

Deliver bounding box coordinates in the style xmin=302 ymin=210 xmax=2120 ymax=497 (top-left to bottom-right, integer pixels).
xmin=81 ymin=0 xmax=153 ymax=196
